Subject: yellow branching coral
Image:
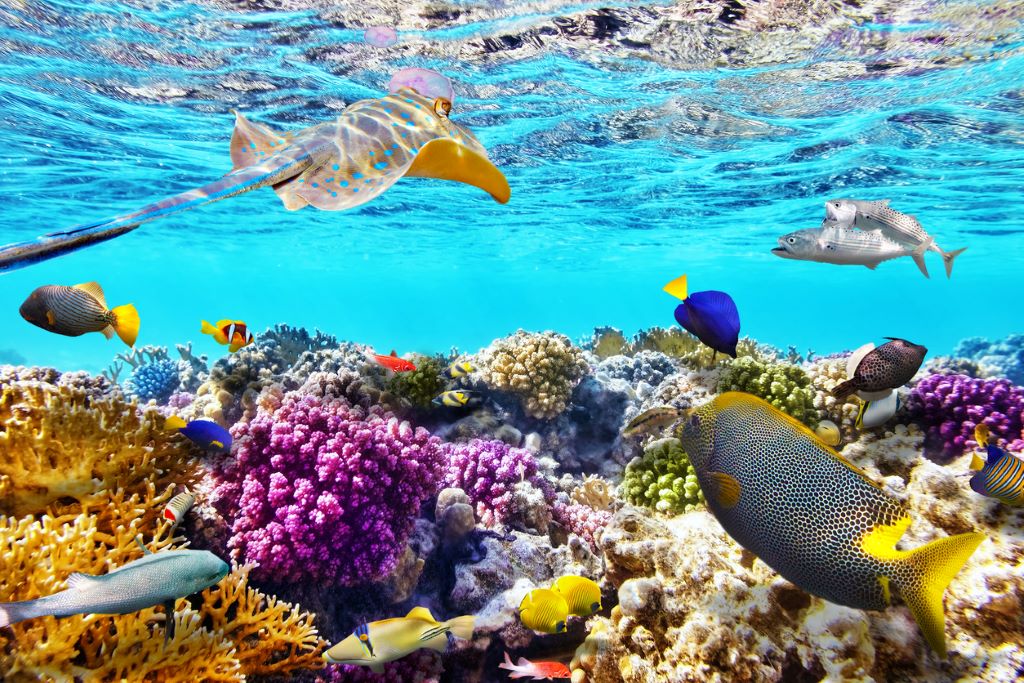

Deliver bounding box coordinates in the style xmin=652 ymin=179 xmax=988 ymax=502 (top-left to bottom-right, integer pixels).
xmin=0 ymin=489 xmax=325 ymax=681
xmin=571 ymin=475 xmax=615 ymax=511
xmin=479 ymin=330 xmax=589 ymax=420
xmin=0 ymin=376 xmax=198 ymax=517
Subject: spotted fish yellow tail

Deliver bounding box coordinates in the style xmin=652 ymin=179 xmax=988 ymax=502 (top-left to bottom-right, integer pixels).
xmin=864 ymin=519 xmax=984 ymax=658
xmin=110 ymin=304 xmax=140 ymax=347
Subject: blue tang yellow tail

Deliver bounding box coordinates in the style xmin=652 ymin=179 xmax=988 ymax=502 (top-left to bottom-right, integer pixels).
xmin=663 ymin=274 xmax=740 ymax=358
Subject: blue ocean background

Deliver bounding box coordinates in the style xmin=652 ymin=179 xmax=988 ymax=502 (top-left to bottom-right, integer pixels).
xmin=1 ymin=0 xmax=1022 ymax=374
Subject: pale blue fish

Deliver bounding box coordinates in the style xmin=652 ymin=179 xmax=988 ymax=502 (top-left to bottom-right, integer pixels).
xmin=0 ymin=542 xmax=228 ymax=642
xmin=0 ymin=89 xmax=510 ymax=272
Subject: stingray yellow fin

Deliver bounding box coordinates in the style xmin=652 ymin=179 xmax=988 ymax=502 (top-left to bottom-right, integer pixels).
xmin=404 ymin=138 xmax=510 ymax=204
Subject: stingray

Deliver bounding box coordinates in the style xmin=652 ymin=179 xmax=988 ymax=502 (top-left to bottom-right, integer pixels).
xmin=0 ymin=88 xmax=510 ymax=272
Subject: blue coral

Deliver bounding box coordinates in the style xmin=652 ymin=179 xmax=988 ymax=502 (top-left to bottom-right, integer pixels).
xmin=597 ymin=351 xmax=677 ymax=386
xmin=124 ymin=359 xmax=181 ymax=403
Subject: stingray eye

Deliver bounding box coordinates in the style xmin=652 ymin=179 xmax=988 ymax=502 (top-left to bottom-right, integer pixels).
xmin=433 ymin=97 xmax=452 ymax=117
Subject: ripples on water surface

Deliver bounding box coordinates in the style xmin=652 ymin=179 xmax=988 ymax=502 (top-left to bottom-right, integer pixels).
xmin=0 ymin=0 xmax=1022 ymax=371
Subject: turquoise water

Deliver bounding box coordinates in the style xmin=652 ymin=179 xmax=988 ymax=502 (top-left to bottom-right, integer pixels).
xmin=1 ymin=0 xmax=1022 ymax=373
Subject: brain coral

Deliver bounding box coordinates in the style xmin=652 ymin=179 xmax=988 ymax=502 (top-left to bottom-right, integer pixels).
xmin=0 ymin=487 xmax=324 ymax=681
xmin=0 ymin=372 xmax=197 ymax=517
xmin=479 ymin=330 xmax=589 ymax=419
xmin=718 ymin=356 xmax=819 ymax=426
xmin=620 ymin=437 xmax=704 ymax=514
xmin=212 ymin=382 xmax=444 ymax=585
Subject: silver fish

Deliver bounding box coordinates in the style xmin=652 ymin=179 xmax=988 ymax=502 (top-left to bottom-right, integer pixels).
xmin=824 ymin=199 xmax=966 ymax=278
xmin=0 ymin=545 xmax=228 ymax=642
xmin=772 ymin=225 xmax=930 ymax=277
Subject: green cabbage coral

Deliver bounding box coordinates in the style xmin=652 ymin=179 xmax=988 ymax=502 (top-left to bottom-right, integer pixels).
xmin=386 ymin=354 xmax=448 ymax=409
xmin=717 ymin=356 xmax=819 ymax=426
xmin=621 ymin=437 xmax=704 ymax=514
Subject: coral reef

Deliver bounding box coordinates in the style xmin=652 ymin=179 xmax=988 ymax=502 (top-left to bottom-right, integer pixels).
xmin=955 ymin=334 xmax=1024 ymax=386
xmin=211 ymin=380 xmax=444 ymax=585
xmin=588 ymin=327 xmax=629 ymax=359
xmin=0 ymin=488 xmax=324 ymax=682
xmin=597 ymin=351 xmax=677 ymax=387
xmin=441 ymin=439 xmax=548 ymax=528
xmin=804 ymin=356 xmax=861 ymax=432
xmin=125 ymin=357 xmax=182 ymax=403
xmin=0 ymin=372 xmax=197 ymax=517
xmin=718 ymin=356 xmax=819 ymax=426
xmin=479 ymin=330 xmax=589 ymax=420
xmin=620 ymin=437 xmax=704 ymax=515
xmin=386 ymin=353 xmax=449 ymax=410
xmin=905 ymin=373 xmax=1024 ymax=459
xmin=552 ymin=499 xmax=612 ymax=550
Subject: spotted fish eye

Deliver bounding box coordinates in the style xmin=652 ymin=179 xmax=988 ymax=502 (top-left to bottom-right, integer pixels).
xmin=433 ymin=97 xmax=452 ymax=117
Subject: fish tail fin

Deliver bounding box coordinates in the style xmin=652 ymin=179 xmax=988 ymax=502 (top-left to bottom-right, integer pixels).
xmin=200 ymin=320 xmax=218 ymax=335
xmin=165 ymin=415 xmax=187 ymax=431
xmin=110 ymin=304 xmax=140 ymax=347
xmin=0 ymin=600 xmax=39 ymax=627
xmin=831 ymin=379 xmax=858 ymax=400
xmin=896 ymin=531 xmax=985 ymax=657
xmin=662 ymin=273 xmax=688 ymax=301
xmin=911 ymin=241 xmax=931 ymax=279
xmin=941 ymin=247 xmax=967 ymax=279
xmin=444 ymin=615 xmax=475 ymax=641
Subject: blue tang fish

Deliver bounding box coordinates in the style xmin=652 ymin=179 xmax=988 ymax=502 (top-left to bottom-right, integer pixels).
xmin=663 ymin=274 xmax=740 ymax=358
xmin=970 ymin=444 xmax=1024 ymax=505
xmin=165 ymin=416 xmax=232 ymax=453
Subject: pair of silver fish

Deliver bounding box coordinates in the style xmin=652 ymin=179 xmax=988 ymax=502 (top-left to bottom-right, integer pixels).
xmin=772 ymin=199 xmax=966 ymax=278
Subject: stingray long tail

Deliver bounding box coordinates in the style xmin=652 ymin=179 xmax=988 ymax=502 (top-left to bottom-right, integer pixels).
xmin=0 ymin=152 xmax=312 ymax=273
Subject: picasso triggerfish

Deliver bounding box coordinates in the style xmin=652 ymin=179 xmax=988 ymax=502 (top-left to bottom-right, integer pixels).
xmin=663 ymin=274 xmax=740 ymax=358
xmin=678 ymin=392 xmax=984 ymax=657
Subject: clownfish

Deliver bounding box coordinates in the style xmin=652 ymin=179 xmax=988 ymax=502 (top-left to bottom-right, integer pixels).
xmin=201 ymin=319 xmax=255 ymax=353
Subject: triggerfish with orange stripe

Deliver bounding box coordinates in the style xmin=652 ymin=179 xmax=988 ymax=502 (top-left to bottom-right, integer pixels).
xmin=165 ymin=416 xmax=232 ymax=453
xmin=368 ymin=350 xmax=417 ymax=372
xmin=678 ymin=392 xmax=985 ymax=657
xmin=498 ymin=652 xmax=570 ymax=680
xmin=663 ymin=274 xmax=740 ymax=359
xmin=969 ymin=444 xmax=1024 ymax=505
xmin=201 ymin=319 xmax=255 ymax=353
xmin=19 ymin=282 xmax=139 ymax=347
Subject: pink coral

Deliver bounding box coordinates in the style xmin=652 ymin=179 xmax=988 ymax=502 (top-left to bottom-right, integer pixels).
xmin=441 ymin=439 xmax=545 ymax=527
xmin=552 ymin=501 xmax=611 ymax=550
xmin=212 ymin=390 xmax=443 ymax=585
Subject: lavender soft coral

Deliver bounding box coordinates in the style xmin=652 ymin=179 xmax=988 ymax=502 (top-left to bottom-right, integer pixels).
xmin=212 ymin=385 xmax=444 ymax=585
xmin=905 ymin=373 xmax=1024 ymax=459
xmin=441 ymin=439 xmax=548 ymax=527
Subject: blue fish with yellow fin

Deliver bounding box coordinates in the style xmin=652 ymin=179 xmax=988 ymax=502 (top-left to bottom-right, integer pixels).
xmin=165 ymin=416 xmax=232 ymax=453
xmin=663 ymin=274 xmax=740 ymax=358
xmin=678 ymin=392 xmax=984 ymax=657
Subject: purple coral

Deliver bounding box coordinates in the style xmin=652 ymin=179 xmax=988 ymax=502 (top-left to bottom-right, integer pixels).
xmin=320 ymin=650 xmax=442 ymax=682
xmin=552 ymin=501 xmax=611 ymax=550
xmin=211 ymin=390 xmax=443 ymax=585
xmin=441 ymin=439 xmax=546 ymax=527
xmin=906 ymin=373 xmax=1024 ymax=459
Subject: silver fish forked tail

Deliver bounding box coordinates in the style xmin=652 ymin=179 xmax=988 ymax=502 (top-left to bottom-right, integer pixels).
xmin=941 ymin=247 xmax=967 ymax=278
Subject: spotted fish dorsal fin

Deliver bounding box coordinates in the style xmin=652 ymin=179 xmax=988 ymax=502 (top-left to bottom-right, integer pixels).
xmin=406 ymin=606 xmax=437 ymax=622
xmin=706 ymin=471 xmax=741 ymax=508
xmin=73 ymin=281 xmax=107 ymax=308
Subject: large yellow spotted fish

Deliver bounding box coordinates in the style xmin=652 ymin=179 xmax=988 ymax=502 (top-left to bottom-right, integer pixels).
xmin=0 ymin=88 xmax=510 ymax=272
xmin=677 ymin=392 xmax=984 ymax=657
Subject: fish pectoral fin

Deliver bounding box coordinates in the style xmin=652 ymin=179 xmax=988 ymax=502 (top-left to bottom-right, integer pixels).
xmin=404 ymin=138 xmax=511 ymax=204
xmin=72 ymin=281 xmax=107 ymax=308
xmin=877 ymin=575 xmax=892 ymax=606
xmin=864 ymin=263 xmax=878 ymax=270
xmin=163 ymin=599 xmax=176 ymax=643
xmin=210 ymin=440 xmax=224 ymax=450
xmin=135 ymin=535 xmax=154 ymax=555
xmin=65 ymin=572 xmax=100 ymax=589
xmin=706 ymin=471 xmax=742 ymax=508
xmin=45 ymin=310 xmax=56 ymax=326
xmin=969 ymin=453 xmax=986 ymax=471
xmin=369 ymin=662 xmax=385 ymax=674
xmin=229 ymin=110 xmax=292 ymax=170
xmin=894 ymin=531 xmax=985 ymax=658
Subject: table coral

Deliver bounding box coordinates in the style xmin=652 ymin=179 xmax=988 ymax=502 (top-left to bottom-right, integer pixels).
xmin=211 ymin=382 xmax=444 ymax=585
xmin=718 ymin=356 xmax=819 ymax=426
xmin=620 ymin=437 xmax=704 ymax=514
xmin=441 ymin=439 xmax=548 ymax=527
xmin=0 ymin=373 xmax=198 ymax=517
xmin=479 ymin=330 xmax=589 ymax=420
xmin=0 ymin=489 xmax=324 ymax=682
xmin=905 ymin=373 xmax=1024 ymax=459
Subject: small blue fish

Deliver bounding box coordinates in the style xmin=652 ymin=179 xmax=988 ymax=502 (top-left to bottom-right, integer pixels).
xmin=165 ymin=416 xmax=232 ymax=453
xmin=970 ymin=444 xmax=1024 ymax=505
xmin=663 ymin=274 xmax=740 ymax=358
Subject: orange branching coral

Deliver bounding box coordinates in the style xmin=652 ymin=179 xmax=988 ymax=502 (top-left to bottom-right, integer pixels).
xmin=0 ymin=489 xmax=325 ymax=681
xmin=0 ymin=376 xmax=198 ymax=517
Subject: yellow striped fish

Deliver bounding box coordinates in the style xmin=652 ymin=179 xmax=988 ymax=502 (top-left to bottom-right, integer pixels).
xmin=678 ymin=392 xmax=984 ymax=657
xmin=551 ymin=576 xmax=602 ymax=617
xmin=622 ymin=406 xmax=684 ymax=439
xmin=518 ymin=588 xmax=569 ymax=634
xmin=445 ymin=360 xmax=475 ymax=379
xmin=19 ymin=282 xmax=139 ymax=347
xmin=970 ymin=444 xmax=1024 ymax=505
xmin=432 ymin=390 xmax=482 ymax=408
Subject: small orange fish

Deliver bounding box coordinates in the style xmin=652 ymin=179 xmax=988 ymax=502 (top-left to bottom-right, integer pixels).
xmin=368 ymin=349 xmax=416 ymax=372
xmin=498 ymin=652 xmax=570 ymax=680
xmin=201 ymin=319 xmax=255 ymax=352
